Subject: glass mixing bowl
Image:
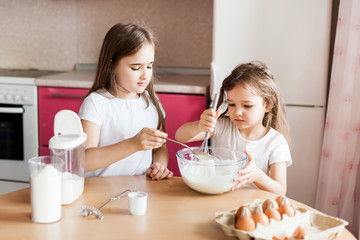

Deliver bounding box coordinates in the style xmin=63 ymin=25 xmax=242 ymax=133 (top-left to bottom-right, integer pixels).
xmin=177 ymin=146 xmax=248 ymax=194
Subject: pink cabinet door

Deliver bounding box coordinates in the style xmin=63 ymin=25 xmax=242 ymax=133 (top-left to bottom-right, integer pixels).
xmin=39 ymin=146 xmax=50 ymax=156
xmin=38 ymin=87 xmax=88 ymax=148
xmin=157 ymin=93 xmax=207 ymax=176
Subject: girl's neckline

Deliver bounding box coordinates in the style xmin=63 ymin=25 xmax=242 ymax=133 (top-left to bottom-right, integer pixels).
xmin=102 ymin=91 xmax=142 ymax=101
xmin=112 ymin=91 xmax=141 ymax=100
xmin=238 ymin=127 xmax=271 ymax=142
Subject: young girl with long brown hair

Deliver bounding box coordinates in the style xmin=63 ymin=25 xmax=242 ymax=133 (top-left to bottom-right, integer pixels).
xmin=79 ymin=23 xmax=173 ymax=180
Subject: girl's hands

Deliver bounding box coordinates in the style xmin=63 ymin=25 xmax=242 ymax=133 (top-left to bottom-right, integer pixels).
xmin=231 ymin=150 xmax=262 ymax=191
xmin=198 ymin=109 xmax=222 ymax=133
xmin=134 ymin=127 xmax=167 ymax=151
xmin=135 ymin=128 xmax=172 ymax=180
xmin=146 ymin=162 xmax=173 ymax=180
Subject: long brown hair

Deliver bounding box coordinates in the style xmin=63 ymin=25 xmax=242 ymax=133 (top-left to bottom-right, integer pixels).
xmin=217 ymin=61 xmax=290 ymax=143
xmin=87 ymin=23 xmax=166 ymax=131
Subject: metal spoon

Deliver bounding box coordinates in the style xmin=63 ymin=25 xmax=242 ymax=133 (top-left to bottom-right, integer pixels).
xmin=165 ymin=137 xmax=192 ymax=150
xmin=165 ymin=137 xmax=212 ymax=159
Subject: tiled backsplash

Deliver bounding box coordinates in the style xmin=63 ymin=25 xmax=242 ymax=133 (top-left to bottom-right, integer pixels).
xmin=0 ymin=0 xmax=213 ymax=71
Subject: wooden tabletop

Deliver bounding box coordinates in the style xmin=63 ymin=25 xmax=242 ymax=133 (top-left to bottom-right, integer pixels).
xmin=0 ymin=176 xmax=355 ymax=240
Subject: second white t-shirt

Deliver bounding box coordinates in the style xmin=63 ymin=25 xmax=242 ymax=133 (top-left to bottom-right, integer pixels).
xmin=78 ymin=90 xmax=160 ymax=177
xmin=212 ymin=117 xmax=292 ymax=176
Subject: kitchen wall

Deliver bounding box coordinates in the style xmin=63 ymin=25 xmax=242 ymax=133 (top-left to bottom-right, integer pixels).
xmin=0 ymin=0 xmax=213 ymax=71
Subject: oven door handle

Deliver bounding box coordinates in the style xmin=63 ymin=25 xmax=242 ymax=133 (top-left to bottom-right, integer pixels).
xmin=0 ymin=107 xmax=24 ymax=114
xmin=51 ymin=93 xmax=85 ymax=98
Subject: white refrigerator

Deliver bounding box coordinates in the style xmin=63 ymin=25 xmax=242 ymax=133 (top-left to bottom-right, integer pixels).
xmin=211 ymin=0 xmax=332 ymax=207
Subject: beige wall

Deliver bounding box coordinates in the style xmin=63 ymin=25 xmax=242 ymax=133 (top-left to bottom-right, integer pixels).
xmin=0 ymin=0 xmax=213 ymax=71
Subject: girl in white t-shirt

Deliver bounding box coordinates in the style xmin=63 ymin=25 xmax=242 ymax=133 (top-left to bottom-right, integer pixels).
xmin=79 ymin=23 xmax=173 ymax=180
xmin=175 ymin=61 xmax=292 ymax=195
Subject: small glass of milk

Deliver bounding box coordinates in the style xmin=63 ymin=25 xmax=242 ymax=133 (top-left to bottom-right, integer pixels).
xmin=28 ymin=156 xmax=64 ymax=223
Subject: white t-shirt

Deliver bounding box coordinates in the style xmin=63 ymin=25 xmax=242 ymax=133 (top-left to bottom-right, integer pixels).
xmin=212 ymin=117 xmax=292 ymax=188
xmin=78 ymin=90 xmax=160 ymax=177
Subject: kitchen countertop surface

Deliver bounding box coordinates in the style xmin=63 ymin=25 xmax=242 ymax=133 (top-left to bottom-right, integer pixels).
xmin=35 ymin=70 xmax=210 ymax=95
xmin=0 ymin=176 xmax=355 ymax=240
xmin=0 ymin=68 xmax=62 ymax=78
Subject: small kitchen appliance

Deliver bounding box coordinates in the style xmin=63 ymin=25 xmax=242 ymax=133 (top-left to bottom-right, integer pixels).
xmin=49 ymin=110 xmax=87 ymax=205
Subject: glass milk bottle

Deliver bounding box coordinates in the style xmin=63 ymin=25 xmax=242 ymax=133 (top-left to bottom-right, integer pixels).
xmin=49 ymin=110 xmax=87 ymax=205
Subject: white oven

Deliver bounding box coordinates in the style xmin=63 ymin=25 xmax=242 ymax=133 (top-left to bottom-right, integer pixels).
xmin=0 ymin=69 xmax=58 ymax=194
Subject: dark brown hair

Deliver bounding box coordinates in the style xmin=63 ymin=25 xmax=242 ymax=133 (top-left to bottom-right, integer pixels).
xmin=217 ymin=61 xmax=290 ymax=143
xmin=87 ymin=23 xmax=166 ymax=131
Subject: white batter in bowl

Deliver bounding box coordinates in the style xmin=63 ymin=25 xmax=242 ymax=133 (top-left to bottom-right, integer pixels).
xmin=177 ymin=147 xmax=248 ymax=194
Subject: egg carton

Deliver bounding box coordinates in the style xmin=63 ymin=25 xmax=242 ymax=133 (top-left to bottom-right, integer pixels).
xmin=215 ymin=199 xmax=348 ymax=240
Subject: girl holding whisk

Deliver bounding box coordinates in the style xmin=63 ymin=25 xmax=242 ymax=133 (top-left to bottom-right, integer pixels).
xmin=175 ymin=61 xmax=292 ymax=195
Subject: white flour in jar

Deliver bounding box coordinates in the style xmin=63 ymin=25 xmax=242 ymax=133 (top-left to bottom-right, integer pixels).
xmin=30 ymin=165 xmax=62 ymax=223
xmin=61 ymin=172 xmax=84 ymax=205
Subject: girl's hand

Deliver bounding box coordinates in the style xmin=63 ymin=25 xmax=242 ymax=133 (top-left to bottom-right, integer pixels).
xmin=135 ymin=128 xmax=167 ymax=151
xmin=146 ymin=162 xmax=173 ymax=180
xmin=198 ymin=109 xmax=222 ymax=133
xmin=231 ymin=150 xmax=262 ymax=191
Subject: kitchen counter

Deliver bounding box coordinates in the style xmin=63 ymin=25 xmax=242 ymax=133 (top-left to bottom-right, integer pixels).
xmin=0 ymin=68 xmax=63 ymax=79
xmin=35 ymin=70 xmax=210 ymax=95
xmin=0 ymin=176 xmax=355 ymax=240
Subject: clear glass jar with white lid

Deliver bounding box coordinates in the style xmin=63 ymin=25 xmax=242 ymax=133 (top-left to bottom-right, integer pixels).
xmin=49 ymin=110 xmax=87 ymax=205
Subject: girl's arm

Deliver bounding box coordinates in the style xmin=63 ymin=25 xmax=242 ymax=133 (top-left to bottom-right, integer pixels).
xmin=175 ymin=121 xmax=206 ymax=143
xmin=82 ymin=120 xmax=167 ymax=172
xmin=175 ymin=109 xmax=221 ymax=143
xmin=232 ymin=151 xmax=287 ymax=195
xmin=146 ymin=144 xmax=173 ymax=180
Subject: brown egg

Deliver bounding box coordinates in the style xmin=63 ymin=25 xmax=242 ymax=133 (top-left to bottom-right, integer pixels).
xmin=279 ymin=203 xmax=295 ymax=218
xmin=235 ymin=215 xmax=256 ymax=231
xmin=264 ymin=207 xmax=281 ymax=221
xmin=292 ymin=224 xmax=307 ymax=239
xmin=235 ymin=206 xmax=256 ymax=231
xmin=276 ymin=196 xmax=287 ymax=206
xmin=277 ymin=195 xmax=291 ymax=206
xmin=262 ymin=199 xmax=279 ymax=212
xmin=235 ymin=205 xmax=252 ymax=221
xmin=252 ymin=204 xmax=270 ymax=226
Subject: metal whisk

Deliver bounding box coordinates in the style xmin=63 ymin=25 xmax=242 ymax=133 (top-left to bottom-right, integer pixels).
xmin=80 ymin=189 xmax=132 ymax=220
xmin=199 ymin=93 xmax=219 ymax=154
